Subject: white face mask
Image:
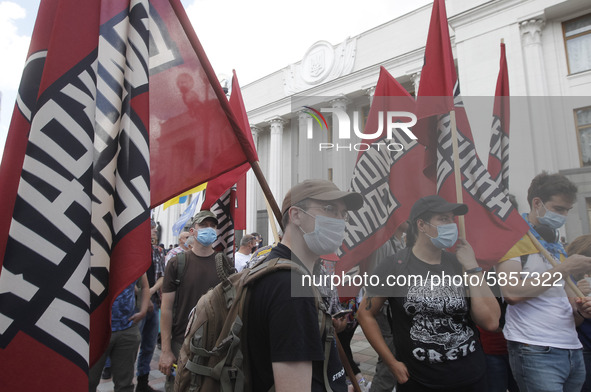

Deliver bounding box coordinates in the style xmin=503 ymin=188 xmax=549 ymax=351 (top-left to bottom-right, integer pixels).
xmin=299 ymin=211 xmax=346 ymax=255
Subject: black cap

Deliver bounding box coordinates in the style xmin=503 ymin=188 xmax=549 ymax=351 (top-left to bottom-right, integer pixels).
xmin=409 ymin=195 xmax=468 ymax=222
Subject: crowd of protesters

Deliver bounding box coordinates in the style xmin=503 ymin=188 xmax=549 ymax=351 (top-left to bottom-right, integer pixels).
xmin=90 ymin=173 xmax=591 ymax=392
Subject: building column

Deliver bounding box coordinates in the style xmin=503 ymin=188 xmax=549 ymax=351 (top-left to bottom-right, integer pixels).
xmin=298 ymin=110 xmax=311 ymax=183
xmin=410 ymin=72 xmax=421 ymax=97
xmin=520 ymin=19 xmax=548 ymax=96
xmin=246 ymin=126 xmax=260 ymax=233
xmin=330 ymin=96 xmax=349 ymax=189
xmin=268 ymin=117 xmax=284 ymax=240
xmin=365 ymin=86 xmax=376 ymax=106
xmin=519 ymin=18 xmax=557 ymax=172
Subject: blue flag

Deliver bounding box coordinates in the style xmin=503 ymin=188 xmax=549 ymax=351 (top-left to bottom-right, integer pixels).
xmin=172 ymin=194 xmax=200 ymax=237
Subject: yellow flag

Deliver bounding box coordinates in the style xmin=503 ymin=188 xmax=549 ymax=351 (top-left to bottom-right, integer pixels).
xmin=498 ymin=234 xmax=539 ymax=262
xmin=162 ymin=183 xmax=207 ymax=210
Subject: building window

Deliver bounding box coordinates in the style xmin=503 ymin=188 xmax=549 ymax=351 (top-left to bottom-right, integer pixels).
xmin=563 ymin=13 xmax=591 ymax=74
xmin=587 ymin=197 xmax=591 ymax=231
xmin=575 ymin=106 xmax=591 ymax=167
xmin=328 ymin=168 xmax=333 ymax=181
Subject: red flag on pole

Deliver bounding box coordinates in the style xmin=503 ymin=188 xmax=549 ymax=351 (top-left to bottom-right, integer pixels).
xmin=0 ymin=1 xmax=255 ymax=390
xmin=336 ymin=67 xmax=434 ymax=275
xmin=488 ymin=42 xmax=510 ymax=193
xmin=202 ymin=70 xmax=257 ymax=210
xmin=235 ymin=174 xmax=248 ymax=230
xmin=415 ymin=0 xmax=529 ymax=269
xmin=150 ymin=7 xmax=258 ymax=208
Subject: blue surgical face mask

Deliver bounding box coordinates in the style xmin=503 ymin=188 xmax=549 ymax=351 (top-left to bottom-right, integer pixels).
xmin=298 ymin=210 xmax=346 ymax=255
xmin=537 ymin=203 xmax=566 ymax=229
xmin=196 ymin=227 xmax=217 ymax=246
xmin=425 ymin=222 xmax=458 ymax=249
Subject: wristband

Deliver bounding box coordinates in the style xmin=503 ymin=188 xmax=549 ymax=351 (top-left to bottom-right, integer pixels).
xmin=465 ymin=267 xmax=483 ymax=275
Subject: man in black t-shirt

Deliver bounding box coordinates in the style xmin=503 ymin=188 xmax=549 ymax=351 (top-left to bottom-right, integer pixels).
xmin=248 ymin=179 xmax=363 ymax=392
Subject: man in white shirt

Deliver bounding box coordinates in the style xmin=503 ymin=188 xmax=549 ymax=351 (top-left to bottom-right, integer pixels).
xmin=497 ymin=172 xmax=591 ymax=392
xmin=234 ymin=234 xmax=256 ymax=272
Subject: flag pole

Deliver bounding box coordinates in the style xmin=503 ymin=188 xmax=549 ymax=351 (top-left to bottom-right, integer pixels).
xmin=264 ymin=195 xmax=281 ymax=243
xmin=449 ymin=110 xmax=466 ymax=238
xmin=526 ymin=231 xmax=585 ymax=297
xmin=251 ymin=161 xmax=285 ymax=232
xmin=169 ymin=3 xmax=284 ymax=231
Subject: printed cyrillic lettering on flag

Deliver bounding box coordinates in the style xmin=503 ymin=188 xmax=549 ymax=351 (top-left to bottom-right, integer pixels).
xmin=415 ymin=0 xmax=530 ymax=269
xmin=336 ymin=67 xmax=433 ymax=275
xmin=0 ymin=0 xmax=255 ymax=390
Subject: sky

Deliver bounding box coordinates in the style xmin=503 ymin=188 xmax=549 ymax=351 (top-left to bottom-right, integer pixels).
xmin=0 ymin=0 xmax=433 ymax=161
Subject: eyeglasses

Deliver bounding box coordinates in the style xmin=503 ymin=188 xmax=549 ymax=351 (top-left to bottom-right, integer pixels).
xmin=306 ymin=205 xmax=350 ymax=222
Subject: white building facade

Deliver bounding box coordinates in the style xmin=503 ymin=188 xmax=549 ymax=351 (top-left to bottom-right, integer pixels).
xmin=241 ymin=0 xmax=591 ymax=244
xmin=156 ymin=0 xmax=591 ymax=246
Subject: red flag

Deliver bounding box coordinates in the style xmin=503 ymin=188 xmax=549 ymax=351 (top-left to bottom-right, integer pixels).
xmin=235 ymin=174 xmax=247 ymax=230
xmin=0 ymin=1 xmax=254 ymax=390
xmin=416 ymin=0 xmax=529 ymax=269
xmin=149 ymin=10 xmax=258 ymax=207
xmin=0 ymin=1 xmax=152 ymax=390
xmin=336 ymin=67 xmax=434 ymax=274
xmin=202 ymin=70 xmax=257 ymax=209
xmin=488 ymin=42 xmax=510 ymax=193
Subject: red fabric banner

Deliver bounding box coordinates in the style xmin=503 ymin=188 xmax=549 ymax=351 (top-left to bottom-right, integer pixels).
xmin=0 ymin=1 xmax=254 ymax=390
xmin=416 ymin=0 xmax=528 ymax=269
xmin=202 ymin=70 xmax=257 ymax=211
xmin=488 ymin=42 xmax=510 ymax=193
xmin=336 ymin=67 xmax=434 ymax=275
xmin=149 ymin=6 xmax=258 ymax=207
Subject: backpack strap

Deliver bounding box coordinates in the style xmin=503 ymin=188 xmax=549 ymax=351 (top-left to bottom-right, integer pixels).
xmin=216 ymin=252 xmax=237 ymax=282
xmin=172 ymin=251 xmax=187 ymax=322
xmin=246 ymin=257 xmax=335 ymax=391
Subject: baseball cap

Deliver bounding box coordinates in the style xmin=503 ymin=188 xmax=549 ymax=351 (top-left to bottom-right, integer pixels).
xmin=190 ymin=210 xmax=219 ymax=226
xmin=281 ymin=179 xmax=363 ymax=214
xmin=408 ymin=195 xmax=468 ymax=222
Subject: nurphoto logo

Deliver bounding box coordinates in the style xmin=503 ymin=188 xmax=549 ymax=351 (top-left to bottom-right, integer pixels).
xmin=301 ymin=106 xmax=418 ymax=152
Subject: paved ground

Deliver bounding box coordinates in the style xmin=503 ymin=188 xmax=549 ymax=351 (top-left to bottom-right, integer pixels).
xmin=98 ymin=326 xmax=380 ymax=391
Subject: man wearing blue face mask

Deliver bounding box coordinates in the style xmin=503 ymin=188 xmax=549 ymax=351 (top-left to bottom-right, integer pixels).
xmin=358 ymin=195 xmax=500 ymax=391
xmin=497 ymin=172 xmax=591 ymax=392
xmin=159 ymin=210 xmax=223 ymax=392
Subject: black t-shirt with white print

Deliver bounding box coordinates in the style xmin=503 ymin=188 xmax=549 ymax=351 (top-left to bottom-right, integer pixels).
xmin=247 ymin=243 xmax=347 ymax=392
xmin=367 ymin=248 xmax=486 ymax=389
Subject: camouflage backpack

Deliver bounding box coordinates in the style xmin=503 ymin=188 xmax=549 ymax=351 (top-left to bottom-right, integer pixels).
xmin=174 ymin=257 xmax=334 ymax=392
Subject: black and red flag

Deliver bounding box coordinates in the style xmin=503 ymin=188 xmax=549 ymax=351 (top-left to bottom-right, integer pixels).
xmin=0 ymin=1 xmax=257 ymax=390
xmin=488 ymin=42 xmax=510 ymax=193
xmin=205 ymin=186 xmax=237 ymax=262
xmin=415 ymin=0 xmax=529 ymax=269
xmin=336 ymin=67 xmax=434 ymax=275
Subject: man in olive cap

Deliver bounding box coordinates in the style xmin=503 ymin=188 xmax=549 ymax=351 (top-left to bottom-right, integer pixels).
xmin=247 ymin=179 xmax=363 ymax=392
xmin=159 ymin=210 xmax=221 ymax=392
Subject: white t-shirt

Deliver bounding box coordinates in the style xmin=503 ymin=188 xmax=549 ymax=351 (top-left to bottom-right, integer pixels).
xmin=234 ymin=251 xmax=251 ymax=272
xmin=503 ymin=253 xmax=581 ymax=349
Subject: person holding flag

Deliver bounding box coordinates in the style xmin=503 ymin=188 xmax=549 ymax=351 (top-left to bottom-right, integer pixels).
xmin=358 ymin=195 xmax=500 ymax=391
xmin=497 ymin=172 xmax=591 ymax=392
